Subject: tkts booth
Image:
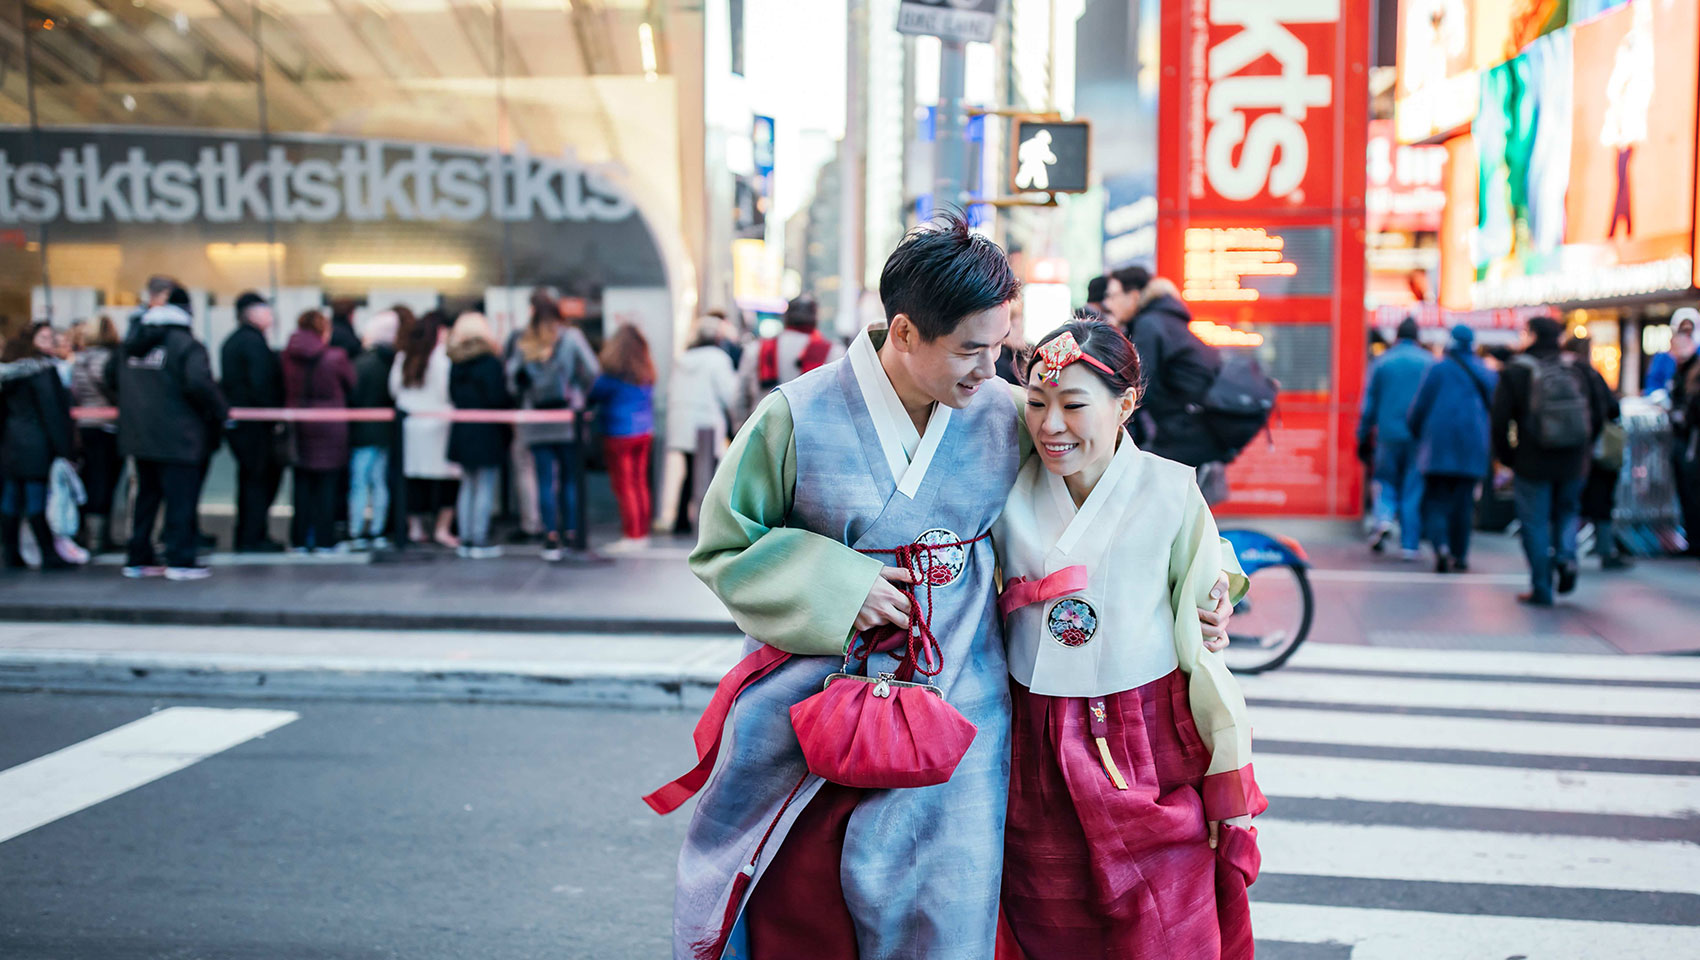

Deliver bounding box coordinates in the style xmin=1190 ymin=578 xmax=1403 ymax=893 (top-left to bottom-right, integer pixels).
xmin=1157 ymin=1 xmax=1372 ymax=516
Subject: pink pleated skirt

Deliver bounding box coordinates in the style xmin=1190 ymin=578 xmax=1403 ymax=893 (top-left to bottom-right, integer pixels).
xmin=1000 ymin=669 xmax=1255 ymax=960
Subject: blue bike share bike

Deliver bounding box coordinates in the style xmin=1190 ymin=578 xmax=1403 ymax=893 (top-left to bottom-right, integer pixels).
xmin=1218 ymin=528 xmax=1314 ymax=674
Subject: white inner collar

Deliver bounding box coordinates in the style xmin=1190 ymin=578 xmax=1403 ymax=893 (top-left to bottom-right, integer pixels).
xmin=848 ymin=324 xmax=953 ymax=499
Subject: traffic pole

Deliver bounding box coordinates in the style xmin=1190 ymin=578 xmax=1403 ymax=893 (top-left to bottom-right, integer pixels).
xmin=934 ymin=37 xmax=969 ymax=215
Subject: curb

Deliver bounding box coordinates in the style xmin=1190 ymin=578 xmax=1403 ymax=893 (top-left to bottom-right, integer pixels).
xmin=0 ymin=650 xmax=725 ymax=710
xmin=0 ymin=604 xmax=742 ymax=637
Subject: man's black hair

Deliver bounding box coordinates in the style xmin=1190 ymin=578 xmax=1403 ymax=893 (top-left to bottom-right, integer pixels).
xmin=1085 ymin=275 xmax=1109 ymax=304
xmin=1528 ymin=315 xmax=1563 ymax=345
xmin=879 ymin=212 xmax=1021 ymax=341
xmin=167 ymin=285 xmax=192 ymax=309
xmin=1396 ymin=316 xmax=1420 ymax=341
xmin=234 ymin=291 xmax=267 ymax=320
xmin=1110 ymin=265 xmax=1150 ymax=296
xmin=782 ymin=295 xmax=818 ymax=331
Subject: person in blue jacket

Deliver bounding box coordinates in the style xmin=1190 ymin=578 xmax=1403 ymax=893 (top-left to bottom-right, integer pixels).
xmin=1407 ymin=325 xmax=1498 ymax=573
xmin=1359 ymin=317 xmax=1436 ymax=558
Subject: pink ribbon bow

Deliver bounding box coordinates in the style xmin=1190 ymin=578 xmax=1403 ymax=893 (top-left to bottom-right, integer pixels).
xmin=999 ymin=565 xmax=1090 ymax=618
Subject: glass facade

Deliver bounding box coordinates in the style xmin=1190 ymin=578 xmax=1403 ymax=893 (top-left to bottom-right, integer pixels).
xmin=1 ymin=1 xmax=683 ymax=349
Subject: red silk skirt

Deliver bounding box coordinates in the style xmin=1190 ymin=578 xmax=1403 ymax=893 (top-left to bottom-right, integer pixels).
xmin=1000 ymin=669 xmax=1254 ymax=960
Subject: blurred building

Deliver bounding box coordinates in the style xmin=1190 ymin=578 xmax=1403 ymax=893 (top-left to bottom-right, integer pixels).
xmin=0 ymin=0 xmax=754 ymax=376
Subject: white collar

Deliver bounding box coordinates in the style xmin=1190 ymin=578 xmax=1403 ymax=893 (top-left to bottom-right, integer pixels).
xmin=1043 ymin=432 xmax=1140 ymax=556
xmin=847 ymin=324 xmax=953 ymax=499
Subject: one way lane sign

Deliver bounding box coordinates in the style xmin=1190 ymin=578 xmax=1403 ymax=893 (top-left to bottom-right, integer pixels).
xmin=897 ymin=0 xmax=1001 ymax=45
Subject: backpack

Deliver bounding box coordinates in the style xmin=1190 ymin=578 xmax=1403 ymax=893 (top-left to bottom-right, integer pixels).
xmin=757 ymin=331 xmax=832 ymax=390
xmin=1513 ymin=353 xmax=1590 ymax=449
xmin=1197 ymin=354 xmax=1279 ymax=462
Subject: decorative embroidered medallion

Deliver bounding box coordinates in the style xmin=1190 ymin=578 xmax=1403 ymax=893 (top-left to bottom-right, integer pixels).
xmin=1047 ymin=597 xmax=1099 ymax=647
xmin=912 ymin=528 xmax=968 ymax=587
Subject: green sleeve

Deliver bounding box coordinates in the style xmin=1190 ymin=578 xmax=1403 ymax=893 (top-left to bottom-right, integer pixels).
xmin=688 ymin=391 xmax=886 ymax=656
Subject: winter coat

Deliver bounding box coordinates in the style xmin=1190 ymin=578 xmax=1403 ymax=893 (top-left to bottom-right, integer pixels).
xmin=0 ymin=357 xmax=74 ymax=482
xmin=506 ymin=326 xmax=599 ymax=447
xmin=1124 ymin=294 xmax=1223 ymax=467
xmin=220 ymin=322 xmax=285 ymax=461
xmin=1359 ymin=339 xmax=1435 ymax=447
xmin=1491 ymin=342 xmax=1610 ymax=483
xmin=389 ymin=346 xmax=459 ymax=480
xmin=589 ymin=375 xmax=654 ymax=439
xmin=108 ymin=304 xmax=228 ymax=464
xmin=282 ymin=330 xmax=356 ymax=472
xmin=330 ymin=319 xmax=363 ymax=362
xmin=70 ymin=346 xmax=117 ymax=410
xmin=447 ymin=339 xmax=513 ymax=469
xmin=666 ymin=344 xmax=738 ymax=452
xmin=349 ymin=344 xmax=397 ymax=449
xmin=1407 ymin=348 xmax=1499 ymax=478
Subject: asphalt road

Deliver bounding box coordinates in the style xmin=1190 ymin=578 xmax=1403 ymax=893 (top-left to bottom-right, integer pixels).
xmin=4 ymin=641 xmax=1698 ymax=960
xmin=0 ymin=693 xmax=693 ymax=960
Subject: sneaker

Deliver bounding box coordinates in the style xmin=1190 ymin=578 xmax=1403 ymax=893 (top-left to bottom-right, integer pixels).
xmin=164 ymin=566 xmax=212 ymax=581
xmin=1556 ymin=563 xmax=1578 ymax=595
xmin=371 ymin=536 xmax=392 ymax=551
xmin=602 ymin=537 xmax=652 ymax=555
xmin=1452 ymin=557 xmax=1470 ymax=572
xmin=347 ymin=537 xmax=372 ymax=552
xmin=314 ymin=543 xmax=350 ymax=556
xmin=540 ymin=536 xmax=564 ymax=562
xmin=456 ymin=545 xmax=473 ymax=559
xmin=469 ymin=544 xmax=504 ymax=560
xmin=1368 ymin=523 xmax=1391 ymax=553
xmin=237 ymin=540 xmax=288 ymax=554
xmin=1601 ymin=554 xmax=1634 ymax=571
xmin=289 ymin=546 xmax=311 ymax=556
xmin=1434 ymin=553 xmax=1452 ymax=574
xmin=122 ymin=565 xmax=167 ymax=579
xmin=1516 ymin=591 xmax=1553 ymax=607
xmin=1399 ymin=548 xmax=1421 ymax=562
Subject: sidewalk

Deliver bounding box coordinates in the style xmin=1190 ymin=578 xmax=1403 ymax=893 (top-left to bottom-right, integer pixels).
xmin=2 ymin=520 xmax=1696 ymax=708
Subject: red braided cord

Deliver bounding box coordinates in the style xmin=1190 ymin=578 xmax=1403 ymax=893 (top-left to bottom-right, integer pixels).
xmin=853 ymin=531 xmax=990 ymax=678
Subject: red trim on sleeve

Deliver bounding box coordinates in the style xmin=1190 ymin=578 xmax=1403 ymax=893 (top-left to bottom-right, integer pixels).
xmin=1201 ymin=763 xmax=1268 ymax=822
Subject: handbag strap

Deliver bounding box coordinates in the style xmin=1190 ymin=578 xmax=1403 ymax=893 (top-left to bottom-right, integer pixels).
xmin=1450 ymin=352 xmax=1491 ymax=412
xmin=849 ymin=530 xmax=991 ymax=680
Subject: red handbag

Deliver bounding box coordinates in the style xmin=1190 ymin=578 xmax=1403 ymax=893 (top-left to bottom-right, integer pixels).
xmin=789 ymin=667 xmax=978 ymax=789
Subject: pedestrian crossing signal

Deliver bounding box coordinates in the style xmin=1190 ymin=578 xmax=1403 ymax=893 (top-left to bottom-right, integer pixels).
xmin=1008 ymin=119 xmax=1090 ymax=195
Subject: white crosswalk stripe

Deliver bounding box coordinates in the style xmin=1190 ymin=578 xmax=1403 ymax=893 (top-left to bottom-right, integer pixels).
xmin=0 ymin=707 xmax=298 ymax=845
xmin=1243 ymin=643 xmax=1700 ymax=958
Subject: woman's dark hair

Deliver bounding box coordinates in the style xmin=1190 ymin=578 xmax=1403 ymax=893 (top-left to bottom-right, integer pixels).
xmin=1031 ymin=318 xmax=1143 ymax=402
xmin=879 ymin=212 xmax=1021 ymax=341
xmin=392 ymin=305 xmax=418 ymax=348
xmin=1 ymin=322 xmax=50 ymax=363
xmin=297 ymin=309 xmax=330 ymax=337
xmin=400 ymin=311 xmax=444 ymax=388
xmin=529 ymin=286 xmax=565 ymax=330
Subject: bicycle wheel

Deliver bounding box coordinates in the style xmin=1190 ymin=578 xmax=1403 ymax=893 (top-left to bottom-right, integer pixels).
xmin=1221 ymin=563 xmax=1313 ymax=674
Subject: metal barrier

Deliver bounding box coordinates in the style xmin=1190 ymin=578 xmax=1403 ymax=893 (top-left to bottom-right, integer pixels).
xmin=69 ymin=406 xmax=594 ymax=554
xmin=1614 ymin=398 xmax=1686 ymax=556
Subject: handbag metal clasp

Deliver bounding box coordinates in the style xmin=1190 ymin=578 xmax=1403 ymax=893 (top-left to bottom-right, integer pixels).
xmin=822 ymin=671 xmax=946 ymax=699
xmin=872 ymin=673 xmax=893 ymax=698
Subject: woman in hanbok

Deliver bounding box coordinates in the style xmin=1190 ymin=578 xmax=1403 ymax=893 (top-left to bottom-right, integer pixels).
xmin=993 ymin=319 xmax=1265 ymax=959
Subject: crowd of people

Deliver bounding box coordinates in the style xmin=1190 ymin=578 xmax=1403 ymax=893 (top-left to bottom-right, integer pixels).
xmin=0 ymin=278 xmax=680 ymax=579
xmin=4 ymin=261 xmax=1695 ymax=588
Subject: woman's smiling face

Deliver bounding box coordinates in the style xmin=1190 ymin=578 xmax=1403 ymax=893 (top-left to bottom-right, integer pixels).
xmin=1025 ymin=361 xmax=1136 ymax=481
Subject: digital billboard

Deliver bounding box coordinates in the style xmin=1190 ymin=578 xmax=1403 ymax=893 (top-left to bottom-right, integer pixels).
xmin=1159 ymin=0 xmax=1370 ymax=516
xmin=1468 ymin=0 xmax=1697 ymax=307
xmin=1395 ymin=0 xmax=1571 ymax=143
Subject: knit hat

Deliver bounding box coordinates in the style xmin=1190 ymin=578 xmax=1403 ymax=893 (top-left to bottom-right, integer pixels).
xmin=1450 ymin=324 xmax=1475 ymax=350
xmin=1396 ymin=316 xmax=1420 ymax=341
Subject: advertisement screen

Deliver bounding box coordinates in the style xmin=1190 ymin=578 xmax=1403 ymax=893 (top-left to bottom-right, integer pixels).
xmin=1395 ymin=0 xmax=1570 ymax=143
xmin=1468 ymin=0 xmax=1697 ymax=307
xmin=1565 ymin=0 xmax=1697 ymax=265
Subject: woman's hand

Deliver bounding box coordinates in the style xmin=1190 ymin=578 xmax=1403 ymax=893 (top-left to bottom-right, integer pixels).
xmin=1199 ymin=574 xmax=1233 ymax=653
xmin=854 ymin=567 xmax=916 ymax=634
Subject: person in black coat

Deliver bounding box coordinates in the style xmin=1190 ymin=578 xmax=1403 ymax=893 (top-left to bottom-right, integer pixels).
xmin=1 ymin=324 xmax=76 ymax=571
xmin=109 ymin=293 xmax=229 ymax=577
xmin=1122 ymin=278 xmax=1224 ymax=467
xmin=446 ymin=313 xmax=513 ymax=556
xmin=220 ymin=291 xmax=287 ymax=552
xmin=1566 ymin=335 xmax=1630 ymax=570
xmin=1491 ymin=316 xmax=1611 ymax=605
